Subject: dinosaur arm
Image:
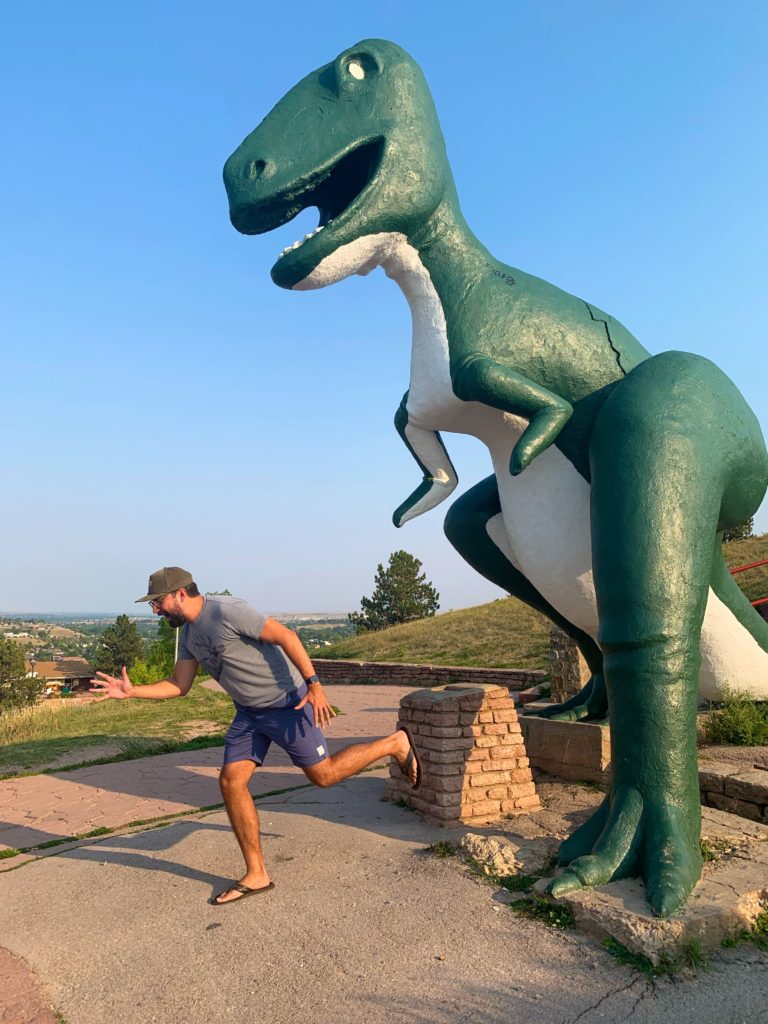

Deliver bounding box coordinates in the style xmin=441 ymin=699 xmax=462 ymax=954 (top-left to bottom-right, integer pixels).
xmin=392 ymin=391 xmax=458 ymax=527
xmin=452 ymin=355 xmax=573 ymax=475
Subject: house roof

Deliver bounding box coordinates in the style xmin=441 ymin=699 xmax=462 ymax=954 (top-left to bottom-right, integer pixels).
xmin=28 ymin=658 xmax=94 ymax=680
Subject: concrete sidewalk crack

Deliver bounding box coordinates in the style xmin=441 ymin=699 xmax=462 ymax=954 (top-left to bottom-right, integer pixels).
xmin=562 ymin=976 xmax=643 ymax=1024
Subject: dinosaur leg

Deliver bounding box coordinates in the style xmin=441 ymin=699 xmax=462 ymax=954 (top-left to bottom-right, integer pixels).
xmin=550 ymin=351 xmax=768 ymax=916
xmin=443 ymin=477 xmax=607 ymax=720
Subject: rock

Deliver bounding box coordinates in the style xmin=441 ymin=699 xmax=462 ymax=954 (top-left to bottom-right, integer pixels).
xmin=457 ymin=833 xmax=555 ymax=876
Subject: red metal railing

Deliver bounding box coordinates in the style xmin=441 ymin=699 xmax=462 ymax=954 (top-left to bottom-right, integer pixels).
xmin=730 ymin=558 xmax=768 ymax=608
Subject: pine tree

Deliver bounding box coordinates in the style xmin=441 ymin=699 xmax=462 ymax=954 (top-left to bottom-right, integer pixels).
xmin=349 ymin=550 xmax=439 ymax=633
xmin=93 ymin=615 xmax=143 ymax=675
xmin=0 ymin=636 xmax=42 ymax=713
xmin=722 ymin=517 xmax=754 ymax=543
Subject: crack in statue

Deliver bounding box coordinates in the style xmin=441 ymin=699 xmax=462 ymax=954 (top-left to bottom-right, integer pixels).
xmin=223 ymin=39 xmax=768 ymax=916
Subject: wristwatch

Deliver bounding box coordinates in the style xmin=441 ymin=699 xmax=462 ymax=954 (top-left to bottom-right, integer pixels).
xmin=305 ymin=674 xmax=321 ymax=685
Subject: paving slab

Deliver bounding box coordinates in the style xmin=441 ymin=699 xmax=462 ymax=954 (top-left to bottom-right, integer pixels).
xmin=0 ymin=948 xmax=58 ymax=1024
xmin=0 ymin=684 xmax=402 ymax=858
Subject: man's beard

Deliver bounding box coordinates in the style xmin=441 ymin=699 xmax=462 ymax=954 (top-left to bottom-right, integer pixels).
xmin=163 ymin=611 xmax=185 ymax=628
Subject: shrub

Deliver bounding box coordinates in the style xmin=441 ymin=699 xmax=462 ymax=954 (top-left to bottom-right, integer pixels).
xmin=702 ymin=687 xmax=768 ymax=746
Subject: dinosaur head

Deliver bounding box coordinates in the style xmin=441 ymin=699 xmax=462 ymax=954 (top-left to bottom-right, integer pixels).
xmin=223 ymin=39 xmax=453 ymax=289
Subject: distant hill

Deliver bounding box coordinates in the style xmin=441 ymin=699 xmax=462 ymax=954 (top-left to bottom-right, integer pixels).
xmin=319 ymin=533 xmax=768 ymax=669
xmin=318 ymin=597 xmax=550 ymax=670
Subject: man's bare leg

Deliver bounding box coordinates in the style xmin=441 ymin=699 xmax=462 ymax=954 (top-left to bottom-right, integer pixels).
xmin=303 ymin=729 xmax=416 ymax=787
xmin=216 ymin=759 xmax=271 ymax=904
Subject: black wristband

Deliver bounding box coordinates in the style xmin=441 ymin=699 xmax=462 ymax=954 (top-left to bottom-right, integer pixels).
xmin=305 ymin=674 xmax=320 ymax=685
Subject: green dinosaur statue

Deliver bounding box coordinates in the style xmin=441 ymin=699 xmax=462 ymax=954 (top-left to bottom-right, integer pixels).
xmin=223 ymin=39 xmax=768 ymax=916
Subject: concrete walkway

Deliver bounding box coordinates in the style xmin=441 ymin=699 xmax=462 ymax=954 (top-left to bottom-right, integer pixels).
xmin=2 ymin=685 xmax=768 ymax=1024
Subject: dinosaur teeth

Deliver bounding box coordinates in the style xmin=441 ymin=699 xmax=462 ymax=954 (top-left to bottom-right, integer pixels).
xmin=276 ymin=225 xmax=325 ymax=259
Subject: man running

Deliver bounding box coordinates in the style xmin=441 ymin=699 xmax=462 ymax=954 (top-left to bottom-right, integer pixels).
xmin=92 ymin=566 xmax=420 ymax=905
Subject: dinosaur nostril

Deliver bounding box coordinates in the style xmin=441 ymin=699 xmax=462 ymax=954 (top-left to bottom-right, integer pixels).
xmin=248 ymin=159 xmax=267 ymax=180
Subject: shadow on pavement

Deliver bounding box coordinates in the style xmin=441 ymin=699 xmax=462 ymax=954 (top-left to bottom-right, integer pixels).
xmin=43 ymin=773 xmax=596 ymax=902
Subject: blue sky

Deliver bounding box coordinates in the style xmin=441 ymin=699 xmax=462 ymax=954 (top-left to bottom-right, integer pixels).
xmin=2 ymin=1 xmax=766 ymax=613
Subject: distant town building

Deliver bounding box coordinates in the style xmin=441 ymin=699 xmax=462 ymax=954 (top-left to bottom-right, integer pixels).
xmin=26 ymin=657 xmax=94 ymax=697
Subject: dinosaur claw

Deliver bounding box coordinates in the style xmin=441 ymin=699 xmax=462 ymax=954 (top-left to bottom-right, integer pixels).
xmin=547 ymin=871 xmax=583 ymax=898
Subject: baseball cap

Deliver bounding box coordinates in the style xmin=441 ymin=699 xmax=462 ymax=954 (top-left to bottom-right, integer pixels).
xmin=135 ymin=566 xmax=194 ymax=603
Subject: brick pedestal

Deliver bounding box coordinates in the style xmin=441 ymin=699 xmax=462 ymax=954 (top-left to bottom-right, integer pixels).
xmin=387 ymin=683 xmax=540 ymax=825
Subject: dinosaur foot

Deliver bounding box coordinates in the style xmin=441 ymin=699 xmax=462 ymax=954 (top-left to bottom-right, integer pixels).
xmin=548 ymin=786 xmax=703 ymax=918
xmin=528 ymin=674 xmax=608 ymax=723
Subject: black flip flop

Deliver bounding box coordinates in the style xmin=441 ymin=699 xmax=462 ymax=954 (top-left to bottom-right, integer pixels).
xmin=397 ymin=726 xmax=422 ymax=790
xmin=211 ymin=881 xmax=275 ymax=906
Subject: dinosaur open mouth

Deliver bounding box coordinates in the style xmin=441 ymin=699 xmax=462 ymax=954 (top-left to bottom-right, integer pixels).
xmin=314 ymin=138 xmax=384 ymax=225
xmin=230 ymin=138 xmax=385 ymax=258
xmin=274 ymin=137 xmax=385 ymax=259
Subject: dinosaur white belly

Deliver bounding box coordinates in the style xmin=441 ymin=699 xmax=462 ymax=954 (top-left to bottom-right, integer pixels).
xmin=489 ymin=441 xmax=599 ymax=637
xmin=297 ymin=232 xmax=768 ymax=700
xmin=485 ymin=435 xmax=768 ymax=699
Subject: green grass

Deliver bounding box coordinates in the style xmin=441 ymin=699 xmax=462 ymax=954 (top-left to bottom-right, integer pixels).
xmin=316 ymin=534 xmax=766 ymax=670
xmin=603 ymin=938 xmax=675 ymax=980
xmin=753 ymin=906 xmax=768 ymax=948
xmin=0 ymin=733 xmax=233 ymax=782
xmin=721 ymin=904 xmax=768 ymax=950
xmin=680 ymin=938 xmax=710 ymax=971
xmin=496 ymin=873 xmax=541 ymax=893
xmin=510 ymin=893 xmax=575 ymax=929
xmin=391 ymin=796 xmax=415 ymax=812
xmin=603 ymin=937 xmax=709 ymax=979
xmin=0 ymin=682 xmax=234 ymax=775
xmin=425 ymin=840 xmax=457 ymax=858
xmin=701 ymin=687 xmax=768 ymax=746
xmin=319 ymin=597 xmax=550 ymax=669
xmin=722 ymin=532 xmax=768 ymax=604
xmin=700 ymin=837 xmax=733 ymax=863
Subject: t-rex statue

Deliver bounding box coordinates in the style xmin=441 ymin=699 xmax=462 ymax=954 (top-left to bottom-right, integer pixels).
xmin=222 ymin=39 xmax=768 ymax=916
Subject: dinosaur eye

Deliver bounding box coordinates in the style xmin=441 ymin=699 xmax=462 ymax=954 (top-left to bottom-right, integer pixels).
xmin=347 ymin=60 xmax=365 ymax=80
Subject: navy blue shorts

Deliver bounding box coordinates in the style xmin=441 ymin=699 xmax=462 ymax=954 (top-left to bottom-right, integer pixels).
xmin=223 ymin=697 xmax=328 ymax=768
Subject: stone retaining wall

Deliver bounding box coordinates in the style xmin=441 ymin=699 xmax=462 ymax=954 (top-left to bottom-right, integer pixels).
xmin=314 ymin=659 xmax=546 ymax=691
xmin=387 ymin=684 xmax=540 ymax=825
xmin=520 ymin=718 xmax=768 ymax=827
xmin=520 ymin=715 xmax=611 ymax=784
xmin=699 ymin=760 xmax=768 ymax=823
xmin=549 ymin=626 xmax=591 ymax=704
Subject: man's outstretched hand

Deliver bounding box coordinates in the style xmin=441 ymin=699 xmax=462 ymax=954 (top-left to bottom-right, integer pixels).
xmin=90 ymin=667 xmax=133 ymax=701
xmin=295 ymin=684 xmax=336 ymax=729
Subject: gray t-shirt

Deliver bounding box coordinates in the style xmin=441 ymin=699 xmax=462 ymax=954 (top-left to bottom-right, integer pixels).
xmin=178 ymin=596 xmax=303 ymax=708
